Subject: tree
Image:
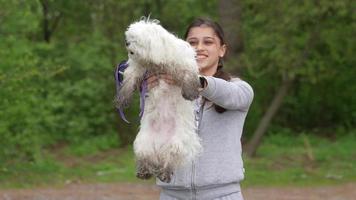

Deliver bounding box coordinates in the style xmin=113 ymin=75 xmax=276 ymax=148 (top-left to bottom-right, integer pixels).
xmin=242 ymin=0 xmax=355 ymax=157
xmin=39 ymin=0 xmax=62 ymax=43
xmin=218 ymin=0 xmax=243 ymax=57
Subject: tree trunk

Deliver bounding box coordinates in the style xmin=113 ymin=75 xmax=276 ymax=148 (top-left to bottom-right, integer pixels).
xmin=218 ymin=0 xmax=243 ymax=56
xmin=39 ymin=0 xmax=62 ymax=43
xmin=40 ymin=0 xmax=50 ymax=43
xmin=245 ymin=79 xmax=293 ymax=157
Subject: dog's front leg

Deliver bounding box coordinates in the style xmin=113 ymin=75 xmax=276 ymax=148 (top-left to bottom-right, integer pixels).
xmin=115 ymin=63 xmax=146 ymax=109
xmin=180 ymin=71 xmax=200 ymax=101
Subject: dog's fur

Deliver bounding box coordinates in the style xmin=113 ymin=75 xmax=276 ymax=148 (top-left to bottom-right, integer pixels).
xmin=115 ymin=19 xmax=202 ymax=182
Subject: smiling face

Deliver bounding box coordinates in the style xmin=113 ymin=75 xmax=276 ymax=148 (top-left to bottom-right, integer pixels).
xmin=186 ymin=25 xmax=226 ymax=76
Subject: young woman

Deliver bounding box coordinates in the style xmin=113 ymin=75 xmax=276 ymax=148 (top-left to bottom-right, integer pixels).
xmin=148 ymin=18 xmax=254 ymax=200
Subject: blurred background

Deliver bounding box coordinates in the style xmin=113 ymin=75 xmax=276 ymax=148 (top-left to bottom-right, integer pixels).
xmin=0 ymin=0 xmax=355 ymax=192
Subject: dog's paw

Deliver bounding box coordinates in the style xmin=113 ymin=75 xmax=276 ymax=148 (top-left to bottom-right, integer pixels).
xmin=136 ymin=171 xmax=153 ymax=180
xmin=181 ymin=76 xmax=200 ymax=101
xmin=136 ymin=166 xmax=152 ymax=179
xmin=157 ymin=170 xmax=173 ymax=183
xmin=181 ymin=88 xmax=199 ymax=101
xmin=136 ymin=159 xmax=153 ymax=180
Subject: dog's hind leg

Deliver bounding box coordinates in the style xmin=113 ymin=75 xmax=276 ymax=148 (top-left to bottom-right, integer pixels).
xmin=155 ymin=164 xmax=173 ymax=183
xmin=136 ymin=157 xmax=153 ymax=180
xmin=154 ymin=152 xmax=177 ymax=183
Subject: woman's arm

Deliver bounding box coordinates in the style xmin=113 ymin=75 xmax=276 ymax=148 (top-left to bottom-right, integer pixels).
xmin=200 ymin=76 xmax=254 ymax=111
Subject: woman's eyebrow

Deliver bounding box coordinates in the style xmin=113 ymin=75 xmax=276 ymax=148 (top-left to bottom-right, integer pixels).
xmin=187 ymin=36 xmax=216 ymax=41
xmin=203 ymin=36 xmax=215 ymax=40
xmin=187 ymin=37 xmax=198 ymax=40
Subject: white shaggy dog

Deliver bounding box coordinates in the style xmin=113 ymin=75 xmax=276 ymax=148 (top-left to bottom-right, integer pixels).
xmin=115 ymin=19 xmax=202 ymax=182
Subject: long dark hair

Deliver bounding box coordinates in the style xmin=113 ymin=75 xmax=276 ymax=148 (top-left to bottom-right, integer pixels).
xmin=184 ymin=18 xmax=231 ymax=113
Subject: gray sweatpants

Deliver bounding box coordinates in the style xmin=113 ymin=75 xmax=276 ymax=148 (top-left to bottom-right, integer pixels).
xmin=160 ymin=191 xmax=244 ymax=200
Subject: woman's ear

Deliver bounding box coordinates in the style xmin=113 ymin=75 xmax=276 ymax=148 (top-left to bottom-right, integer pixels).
xmin=219 ymin=44 xmax=227 ymax=57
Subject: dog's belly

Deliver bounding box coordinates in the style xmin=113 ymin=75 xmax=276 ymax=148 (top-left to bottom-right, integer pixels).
xmin=147 ymin=81 xmax=179 ymax=142
xmin=150 ymin=115 xmax=176 ymax=136
xmin=134 ymin=80 xmax=199 ymax=162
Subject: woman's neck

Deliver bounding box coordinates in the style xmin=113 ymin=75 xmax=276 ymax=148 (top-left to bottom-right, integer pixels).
xmin=199 ymin=67 xmax=217 ymax=76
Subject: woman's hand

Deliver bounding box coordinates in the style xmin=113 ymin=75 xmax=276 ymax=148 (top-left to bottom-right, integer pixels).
xmin=146 ymin=73 xmax=176 ymax=90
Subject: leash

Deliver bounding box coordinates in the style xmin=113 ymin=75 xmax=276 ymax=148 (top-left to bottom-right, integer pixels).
xmin=139 ymin=71 xmax=148 ymax=118
xmin=115 ymin=60 xmax=148 ymax=123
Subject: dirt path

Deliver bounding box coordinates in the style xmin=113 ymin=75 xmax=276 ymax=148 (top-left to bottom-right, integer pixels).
xmin=1 ymin=182 xmax=355 ymax=200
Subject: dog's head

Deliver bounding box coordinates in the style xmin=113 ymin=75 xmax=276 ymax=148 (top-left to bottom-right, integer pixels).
xmin=124 ymin=19 xmax=176 ymax=66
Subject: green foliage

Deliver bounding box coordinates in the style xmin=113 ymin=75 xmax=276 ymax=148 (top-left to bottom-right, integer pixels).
xmin=0 ymin=0 xmax=354 ymax=181
xmin=0 ymin=0 xmax=217 ymax=166
xmin=240 ymin=0 xmax=355 ymax=135
xmin=67 ymin=135 xmax=120 ymax=156
xmin=0 ymin=0 xmax=119 ymax=163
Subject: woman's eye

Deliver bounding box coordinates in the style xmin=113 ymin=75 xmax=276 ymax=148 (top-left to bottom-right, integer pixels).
xmin=204 ymin=40 xmax=214 ymax=45
xmin=189 ymin=41 xmax=197 ymax=46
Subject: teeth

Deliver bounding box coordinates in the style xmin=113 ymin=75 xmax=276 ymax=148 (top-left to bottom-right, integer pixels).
xmin=197 ymin=55 xmax=206 ymax=59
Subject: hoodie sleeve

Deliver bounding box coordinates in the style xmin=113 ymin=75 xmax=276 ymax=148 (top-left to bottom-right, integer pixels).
xmin=200 ymin=76 xmax=254 ymax=111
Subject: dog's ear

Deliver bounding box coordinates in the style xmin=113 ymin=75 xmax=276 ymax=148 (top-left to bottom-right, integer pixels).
xmin=148 ymin=37 xmax=165 ymax=65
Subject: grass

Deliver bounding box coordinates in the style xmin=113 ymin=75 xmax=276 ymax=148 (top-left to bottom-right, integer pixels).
xmin=0 ymin=132 xmax=355 ymax=189
xmin=243 ymin=132 xmax=356 ymax=187
xmin=0 ymin=146 xmax=141 ymax=189
xmin=0 ymin=135 xmax=143 ymax=189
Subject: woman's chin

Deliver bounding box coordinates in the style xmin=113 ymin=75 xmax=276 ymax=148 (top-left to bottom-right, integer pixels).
xmin=197 ymin=62 xmax=206 ymax=70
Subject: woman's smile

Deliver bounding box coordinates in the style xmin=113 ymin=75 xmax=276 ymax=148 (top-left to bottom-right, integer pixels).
xmin=196 ymin=53 xmax=208 ymax=60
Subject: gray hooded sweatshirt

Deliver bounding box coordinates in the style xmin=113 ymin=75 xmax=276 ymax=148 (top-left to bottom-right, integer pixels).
xmin=157 ymin=76 xmax=254 ymax=200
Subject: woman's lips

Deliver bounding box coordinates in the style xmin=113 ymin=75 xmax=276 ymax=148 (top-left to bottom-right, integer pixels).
xmin=196 ymin=54 xmax=207 ymax=60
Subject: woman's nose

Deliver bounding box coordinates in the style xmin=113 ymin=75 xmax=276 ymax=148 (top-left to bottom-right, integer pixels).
xmin=196 ymin=42 xmax=204 ymax=51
